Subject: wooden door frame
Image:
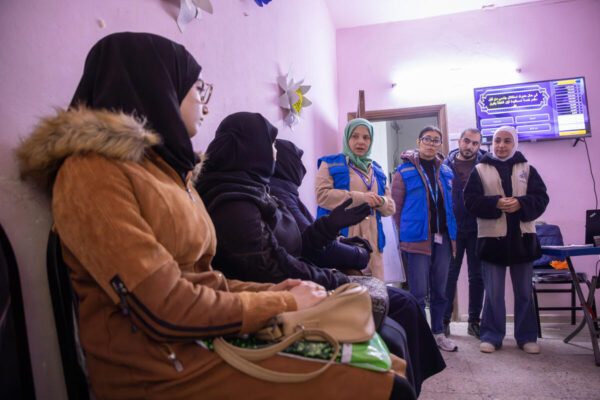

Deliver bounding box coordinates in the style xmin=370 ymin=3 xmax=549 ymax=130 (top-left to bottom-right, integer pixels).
xmin=348 ymin=103 xmax=459 ymax=320
xmin=347 ymin=104 xmax=449 ymax=155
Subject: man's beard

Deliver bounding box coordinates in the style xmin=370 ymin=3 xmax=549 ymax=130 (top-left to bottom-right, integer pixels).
xmin=460 ymin=149 xmax=475 ymax=160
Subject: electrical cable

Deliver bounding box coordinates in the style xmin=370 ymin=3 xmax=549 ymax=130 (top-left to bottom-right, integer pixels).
xmin=583 ymin=138 xmax=598 ymax=210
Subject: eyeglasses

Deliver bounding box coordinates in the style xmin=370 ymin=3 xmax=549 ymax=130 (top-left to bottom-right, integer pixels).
xmin=197 ymin=79 xmax=213 ymax=105
xmin=420 ymin=137 xmax=442 ymax=146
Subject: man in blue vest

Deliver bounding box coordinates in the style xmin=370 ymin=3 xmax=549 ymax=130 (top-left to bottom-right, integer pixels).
xmin=391 ymin=126 xmax=458 ymax=352
xmin=442 ymin=128 xmax=486 ymax=339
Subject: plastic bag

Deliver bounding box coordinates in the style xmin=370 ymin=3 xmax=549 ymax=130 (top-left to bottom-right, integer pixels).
xmin=198 ymin=332 xmax=392 ymax=372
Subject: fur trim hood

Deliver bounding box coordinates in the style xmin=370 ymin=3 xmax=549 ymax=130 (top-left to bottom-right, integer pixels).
xmin=17 ymin=107 xmax=162 ymax=192
xmin=400 ymin=149 xmax=445 ymax=168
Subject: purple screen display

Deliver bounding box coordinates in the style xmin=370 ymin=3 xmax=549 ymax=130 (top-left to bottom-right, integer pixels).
xmin=474 ymin=77 xmax=591 ymax=142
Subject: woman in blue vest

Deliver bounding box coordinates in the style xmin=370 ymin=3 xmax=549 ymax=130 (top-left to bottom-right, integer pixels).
xmin=315 ymin=118 xmax=395 ymax=281
xmin=391 ymin=126 xmax=458 ymax=352
xmin=464 ymin=126 xmax=548 ymax=354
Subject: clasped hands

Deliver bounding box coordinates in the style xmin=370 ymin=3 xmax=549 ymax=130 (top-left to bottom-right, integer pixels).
xmin=364 ymin=192 xmax=384 ymax=207
xmin=496 ymin=197 xmax=521 ymax=213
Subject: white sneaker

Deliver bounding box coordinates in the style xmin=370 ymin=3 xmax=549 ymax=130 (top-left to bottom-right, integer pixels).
xmin=480 ymin=342 xmax=496 ymax=353
xmin=520 ymin=342 xmax=540 ymax=354
xmin=434 ymin=333 xmax=458 ymax=352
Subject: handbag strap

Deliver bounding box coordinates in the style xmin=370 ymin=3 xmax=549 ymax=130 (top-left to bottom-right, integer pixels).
xmin=213 ymin=328 xmax=340 ymax=383
xmin=214 ymin=330 xmax=303 ymax=361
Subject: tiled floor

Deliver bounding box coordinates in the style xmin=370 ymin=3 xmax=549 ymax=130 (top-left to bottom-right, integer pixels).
xmin=419 ymin=321 xmax=600 ymax=400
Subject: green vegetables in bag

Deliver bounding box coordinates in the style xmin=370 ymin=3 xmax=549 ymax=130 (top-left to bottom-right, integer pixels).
xmin=198 ymin=332 xmax=391 ymax=372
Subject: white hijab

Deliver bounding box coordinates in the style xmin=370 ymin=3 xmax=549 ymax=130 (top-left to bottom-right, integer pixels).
xmin=491 ymin=125 xmax=518 ymax=161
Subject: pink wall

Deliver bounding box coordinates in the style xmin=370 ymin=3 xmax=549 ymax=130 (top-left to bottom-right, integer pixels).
xmin=336 ymin=0 xmax=600 ymax=318
xmin=0 ymin=1 xmax=338 ymax=397
xmin=2 ymin=0 xmax=600 ymax=396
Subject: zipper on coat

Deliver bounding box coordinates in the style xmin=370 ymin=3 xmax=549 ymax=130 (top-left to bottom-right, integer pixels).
xmin=184 ymin=171 xmax=197 ymax=203
xmin=110 ymin=275 xmax=138 ymax=333
xmin=186 ymin=187 xmax=196 ymax=203
xmin=162 ymin=344 xmax=184 ymax=372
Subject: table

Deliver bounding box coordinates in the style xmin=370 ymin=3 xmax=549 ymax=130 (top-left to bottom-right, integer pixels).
xmin=541 ymin=246 xmax=600 ymax=365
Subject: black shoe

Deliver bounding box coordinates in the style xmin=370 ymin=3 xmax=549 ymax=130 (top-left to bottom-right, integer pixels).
xmin=443 ymin=321 xmax=450 ymax=337
xmin=468 ymin=322 xmax=480 ymax=339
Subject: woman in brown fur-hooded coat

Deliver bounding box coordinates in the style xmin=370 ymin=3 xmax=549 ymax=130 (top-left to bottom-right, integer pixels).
xmin=16 ymin=33 xmax=411 ymax=399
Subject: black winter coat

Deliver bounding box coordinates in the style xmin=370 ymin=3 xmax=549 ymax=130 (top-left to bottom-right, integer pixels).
xmin=269 ymin=177 xmax=370 ymax=270
xmin=463 ymin=151 xmax=549 ymax=266
xmin=443 ymin=148 xmax=486 ymax=233
xmin=195 ymin=112 xmax=349 ymax=290
xmin=199 ymin=177 xmax=350 ymax=290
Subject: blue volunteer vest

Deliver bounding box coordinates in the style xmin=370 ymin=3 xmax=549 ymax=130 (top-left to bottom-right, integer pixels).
xmin=316 ymin=153 xmax=386 ymax=252
xmin=395 ymin=161 xmax=457 ymax=242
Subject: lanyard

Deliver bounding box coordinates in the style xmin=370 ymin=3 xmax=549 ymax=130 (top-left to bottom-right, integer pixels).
xmin=349 ymin=161 xmax=374 ymax=191
xmin=349 ymin=161 xmax=376 ymax=215
xmin=419 ymin=165 xmax=438 ymax=204
xmin=419 ymin=164 xmax=440 ymax=232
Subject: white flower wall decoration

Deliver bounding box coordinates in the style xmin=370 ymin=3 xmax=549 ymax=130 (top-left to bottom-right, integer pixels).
xmin=278 ymin=71 xmax=312 ymax=129
xmin=177 ymin=0 xmax=213 ymax=32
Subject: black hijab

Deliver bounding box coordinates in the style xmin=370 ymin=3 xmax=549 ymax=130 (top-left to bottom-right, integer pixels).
xmin=70 ymin=32 xmax=201 ymax=181
xmin=201 ymin=112 xmax=278 ymax=186
xmin=272 ymin=139 xmax=307 ymax=188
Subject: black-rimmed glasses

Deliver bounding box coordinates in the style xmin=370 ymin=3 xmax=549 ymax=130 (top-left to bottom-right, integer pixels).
xmin=420 ymin=137 xmax=442 ymax=146
xmin=197 ymin=80 xmax=213 ymax=104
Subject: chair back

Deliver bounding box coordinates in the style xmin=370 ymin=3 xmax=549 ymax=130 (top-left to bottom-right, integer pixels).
xmin=46 ymin=230 xmax=90 ymax=400
xmin=533 ymin=224 xmax=565 ymax=269
xmin=0 ymin=224 xmax=35 ymax=399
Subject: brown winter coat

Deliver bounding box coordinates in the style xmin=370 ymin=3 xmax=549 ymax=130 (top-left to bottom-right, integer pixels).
xmin=17 ymin=108 xmax=396 ymax=399
xmin=315 ymin=156 xmax=395 ymax=280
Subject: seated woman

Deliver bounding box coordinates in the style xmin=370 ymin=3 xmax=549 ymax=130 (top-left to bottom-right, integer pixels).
xmin=270 ymin=139 xmax=446 ymax=396
xmin=196 ymin=112 xmax=427 ymax=393
xmin=270 ymin=140 xmax=372 ymax=271
xmin=16 ymin=33 xmax=411 ymax=399
xmin=195 ymin=112 xmax=369 ymax=289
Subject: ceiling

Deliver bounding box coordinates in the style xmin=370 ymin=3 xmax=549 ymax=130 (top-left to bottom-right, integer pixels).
xmin=324 ymin=0 xmax=549 ymax=29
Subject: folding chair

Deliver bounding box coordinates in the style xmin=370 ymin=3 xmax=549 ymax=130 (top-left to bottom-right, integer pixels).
xmin=46 ymin=230 xmax=91 ymax=400
xmin=0 ymin=224 xmax=35 ymax=399
xmin=532 ymin=224 xmax=594 ymax=338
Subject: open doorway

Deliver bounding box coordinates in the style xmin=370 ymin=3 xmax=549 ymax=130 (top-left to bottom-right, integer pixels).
xmin=348 ymin=104 xmax=458 ymax=319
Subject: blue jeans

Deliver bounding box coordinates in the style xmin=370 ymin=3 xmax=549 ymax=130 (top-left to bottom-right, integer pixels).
xmin=443 ymin=231 xmax=483 ymax=323
xmin=480 ymin=261 xmax=538 ymax=347
xmin=404 ymin=233 xmax=452 ymax=334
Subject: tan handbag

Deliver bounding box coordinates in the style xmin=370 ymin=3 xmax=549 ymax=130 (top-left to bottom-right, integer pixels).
xmin=255 ymin=282 xmax=375 ymax=342
xmin=213 ymin=282 xmax=375 ymax=382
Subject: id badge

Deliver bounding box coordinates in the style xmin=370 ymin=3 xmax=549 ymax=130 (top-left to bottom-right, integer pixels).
xmin=434 ymin=233 xmax=443 ymax=244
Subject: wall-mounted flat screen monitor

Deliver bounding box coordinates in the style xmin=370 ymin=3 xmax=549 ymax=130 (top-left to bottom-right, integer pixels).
xmin=474 ymin=77 xmax=591 ymax=143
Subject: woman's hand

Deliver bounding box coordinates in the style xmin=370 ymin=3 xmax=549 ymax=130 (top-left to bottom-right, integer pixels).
xmin=288 ymin=281 xmax=328 ymax=310
xmin=497 ymin=197 xmax=521 ymax=213
xmin=325 ymin=198 xmax=371 ymax=232
xmin=268 ymin=278 xmax=302 ymax=291
xmin=496 ymin=197 xmax=508 ymax=210
xmin=364 ymin=192 xmax=383 ymax=207
xmin=502 ymin=197 xmax=521 ymax=213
